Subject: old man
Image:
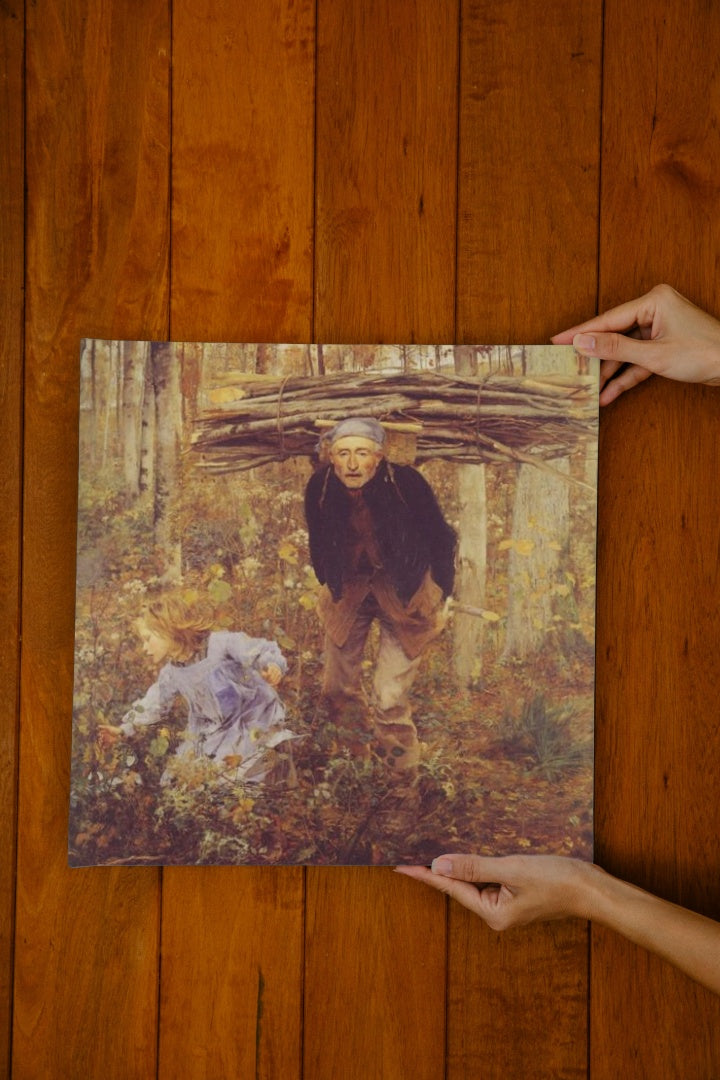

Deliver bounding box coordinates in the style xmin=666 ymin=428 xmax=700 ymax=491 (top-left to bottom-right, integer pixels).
xmin=304 ymin=417 xmax=456 ymax=769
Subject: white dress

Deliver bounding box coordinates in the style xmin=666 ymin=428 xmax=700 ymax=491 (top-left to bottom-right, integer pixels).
xmin=120 ymin=631 xmax=297 ymax=780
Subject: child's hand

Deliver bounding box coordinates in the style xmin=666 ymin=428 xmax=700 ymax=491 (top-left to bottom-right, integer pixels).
xmin=261 ymin=664 xmax=283 ymax=687
xmin=96 ymin=724 xmax=122 ymax=749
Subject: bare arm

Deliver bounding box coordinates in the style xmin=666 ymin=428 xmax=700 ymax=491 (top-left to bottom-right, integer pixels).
xmin=396 ymin=855 xmax=720 ymax=996
xmin=551 ymin=284 xmax=720 ymax=405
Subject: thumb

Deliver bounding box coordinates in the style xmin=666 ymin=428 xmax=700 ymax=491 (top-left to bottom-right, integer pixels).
xmin=573 ymin=331 xmax=665 ymax=374
xmin=431 ymin=854 xmax=500 ymax=883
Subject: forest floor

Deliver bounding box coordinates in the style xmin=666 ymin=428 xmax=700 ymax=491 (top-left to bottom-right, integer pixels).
xmin=70 ymin=456 xmax=595 ymax=867
xmin=71 ymin=624 xmax=594 ymax=868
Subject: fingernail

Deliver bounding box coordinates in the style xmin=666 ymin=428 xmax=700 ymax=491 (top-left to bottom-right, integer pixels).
xmin=573 ymin=333 xmax=596 ymax=352
xmin=431 ymin=857 xmax=453 ymax=875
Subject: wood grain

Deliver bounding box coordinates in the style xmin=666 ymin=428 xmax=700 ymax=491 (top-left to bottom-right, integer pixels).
xmin=593 ymin=383 xmax=720 ymax=1059
xmin=160 ymin=2 xmax=314 ymax=1076
xmin=314 ymin=0 xmax=459 ymax=344
xmin=7 ymin=0 xmax=720 ymax=1074
xmin=171 ymin=0 xmax=316 ymax=343
xmin=14 ymin=0 xmax=170 ymax=1075
xmin=0 ymin=2 xmax=24 ymax=1074
xmin=159 ymin=868 xmax=304 ymax=1079
xmin=305 ymin=868 xmax=448 ymax=1078
xmin=456 ymin=0 xmax=603 ymax=344
xmin=594 ymin=2 xmax=720 ymax=1071
xmin=306 ymin=2 xmax=458 ymax=1077
xmin=449 ymin=3 xmax=602 ymax=1075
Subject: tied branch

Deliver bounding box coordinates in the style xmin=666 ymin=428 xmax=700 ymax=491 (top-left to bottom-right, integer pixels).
xmin=190 ymin=371 xmax=597 ymax=485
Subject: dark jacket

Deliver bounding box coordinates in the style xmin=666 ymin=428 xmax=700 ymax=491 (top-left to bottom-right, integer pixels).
xmin=304 ymin=460 xmax=456 ymax=605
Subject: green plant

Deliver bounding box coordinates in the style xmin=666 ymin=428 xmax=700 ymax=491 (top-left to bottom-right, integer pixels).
xmin=504 ymin=694 xmax=592 ymax=781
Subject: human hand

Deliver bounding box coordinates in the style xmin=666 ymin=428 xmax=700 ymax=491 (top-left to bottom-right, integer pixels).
xmin=551 ymin=284 xmax=720 ymax=405
xmin=399 ymin=853 xmax=720 ymax=995
xmin=395 ymin=853 xmax=601 ymax=930
xmin=262 ymin=664 xmax=283 ymax=687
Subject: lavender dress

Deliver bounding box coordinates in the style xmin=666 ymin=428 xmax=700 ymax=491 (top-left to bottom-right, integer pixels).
xmin=120 ymin=631 xmax=297 ymax=779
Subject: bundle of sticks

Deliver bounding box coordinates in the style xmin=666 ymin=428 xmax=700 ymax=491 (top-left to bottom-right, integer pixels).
xmin=190 ymin=370 xmax=597 ymax=478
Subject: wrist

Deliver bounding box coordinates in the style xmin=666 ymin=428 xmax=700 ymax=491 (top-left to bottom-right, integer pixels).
xmin=564 ymin=860 xmax=618 ymax=921
xmin=574 ymin=861 xmax=663 ymax=931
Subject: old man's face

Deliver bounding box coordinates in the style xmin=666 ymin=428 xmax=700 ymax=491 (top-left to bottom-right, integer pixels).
xmin=330 ymin=435 xmax=384 ymax=489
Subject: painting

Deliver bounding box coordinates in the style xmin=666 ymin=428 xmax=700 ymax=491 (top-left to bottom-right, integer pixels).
xmin=69 ymin=341 xmax=598 ymax=866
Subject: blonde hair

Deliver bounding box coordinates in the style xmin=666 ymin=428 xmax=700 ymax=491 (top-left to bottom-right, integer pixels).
xmin=139 ymin=593 xmax=214 ymax=663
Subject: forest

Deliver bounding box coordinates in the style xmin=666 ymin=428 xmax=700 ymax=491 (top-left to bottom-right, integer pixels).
xmin=70 ymin=340 xmax=598 ymax=866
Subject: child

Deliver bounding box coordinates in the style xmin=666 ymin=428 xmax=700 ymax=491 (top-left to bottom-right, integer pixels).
xmin=98 ymin=594 xmax=299 ymax=783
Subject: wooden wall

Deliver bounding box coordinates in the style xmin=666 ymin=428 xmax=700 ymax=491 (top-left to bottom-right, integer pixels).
xmin=2 ymin=1 xmax=719 ymax=1076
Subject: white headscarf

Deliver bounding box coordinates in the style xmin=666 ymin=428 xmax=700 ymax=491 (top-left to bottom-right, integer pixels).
xmin=321 ymin=417 xmax=386 ymax=449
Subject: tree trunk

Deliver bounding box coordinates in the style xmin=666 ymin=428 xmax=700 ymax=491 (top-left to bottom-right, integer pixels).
xmin=121 ymin=341 xmax=148 ymax=498
xmin=151 ymin=341 xmax=182 ymax=580
xmin=454 ymin=465 xmax=487 ymax=685
xmin=92 ymin=339 xmax=111 ymax=471
xmin=139 ymin=353 xmax=155 ymax=495
xmin=502 ymin=346 xmax=572 ymax=661
xmin=453 ymin=346 xmax=487 ymax=686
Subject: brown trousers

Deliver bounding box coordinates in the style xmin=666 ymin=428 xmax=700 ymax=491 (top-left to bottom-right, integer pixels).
xmin=320 ymin=593 xmax=428 ymax=768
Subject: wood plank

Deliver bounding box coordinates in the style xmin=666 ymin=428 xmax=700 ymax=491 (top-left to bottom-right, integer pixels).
xmin=160 ymin=2 xmax=314 ymax=1076
xmin=594 ymin=2 xmax=720 ymax=1070
xmin=457 ymin=0 xmax=603 ymax=342
xmin=160 ymin=868 xmax=304 ymax=1079
xmin=306 ymin=2 xmax=458 ymax=1076
xmin=314 ymin=0 xmax=458 ymax=344
xmin=14 ymin=1 xmax=170 ymax=1075
xmin=0 ymin=2 xmax=24 ymax=1074
xmin=450 ymin=2 xmax=603 ymax=1075
xmin=171 ymin=0 xmax=315 ymax=342
xmin=594 ymin=384 xmax=720 ymax=1074
xmin=305 ymin=869 xmax=448 ymax=1077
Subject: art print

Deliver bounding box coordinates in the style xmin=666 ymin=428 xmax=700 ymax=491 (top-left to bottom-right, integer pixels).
xmin=70 ymin=341 xmax=597 ymax=866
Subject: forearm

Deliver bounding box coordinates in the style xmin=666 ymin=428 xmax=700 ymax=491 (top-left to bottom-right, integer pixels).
xmin=119 ymin=681 xmax=163 ymax=733
xmin=581 ymin=865 xmax=720 ymax=995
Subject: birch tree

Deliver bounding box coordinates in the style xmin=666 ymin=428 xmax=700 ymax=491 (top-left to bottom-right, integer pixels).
xmin=151 ymin=342 xmax=182 ymax=580
xmin=121 ymin=340 xmax=148 ymax=498
xmin=139 ymin=352 xmax=155 ymax=495
xmin=453 ymin=345 xmax=487 ymax=687
xmin=502 ymin=346 xmax=572 ymax=661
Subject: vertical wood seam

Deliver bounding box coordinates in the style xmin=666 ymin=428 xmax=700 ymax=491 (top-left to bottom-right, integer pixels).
xmin=311 ymin=0 xmax=319 ymax=351
xmin=158 ymin=1 xmax=173 ymax=1074
xmin=589 ymin=7 xmax=607 ymax=1074
xmin=453 ymin=0 xmax=464 ymax=348
xmin=7 ymin=1 xmax=27 ymax=1073
xmin=595 ymin=0 xmax=608 ymax=317
xmin=300 ymin=866 xmax=307 ymax=1080
xmin=447 ymin=8 xmax=464 ymax=1077
xmin=156 ymin=869 xmax=164 ymax=1080
xmin=168 ymin=0 xmax=175 ymax=342
xmin=302 ymin=3 xmax=320 ymax=1071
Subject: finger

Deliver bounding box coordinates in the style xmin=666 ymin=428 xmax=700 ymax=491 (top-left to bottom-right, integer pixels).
xmin=549 ymin=328 xmax=578 ymax=345
xmin=599 ymin=365 xmax=653 ymax=405
xmin=395 ymin=864 xmax=466 ymax=895
xmin=571 ymin=331 xmax=669 ymax=373
xmin=598 ymin=358 xmax=624 ymax=390
xmin=395 ymin=866 xmax=487 ymax=915
xmin=431 ymin=853 xmax=509 ymax=884
xmin=552 ymin=291 xmax=660 ymax=342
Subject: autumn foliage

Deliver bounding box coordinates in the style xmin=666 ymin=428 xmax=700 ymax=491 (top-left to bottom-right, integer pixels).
xmin=71 ymin=449 xmax=595 ymax=866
